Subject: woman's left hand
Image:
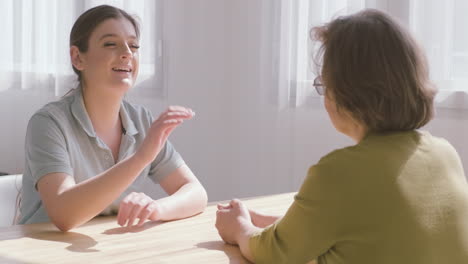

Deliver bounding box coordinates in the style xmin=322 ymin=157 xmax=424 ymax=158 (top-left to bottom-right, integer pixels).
xmin=215 ymin=199 xmax=254 ymax=245
xmin=117 ymin=192 xmax=161 ymax=227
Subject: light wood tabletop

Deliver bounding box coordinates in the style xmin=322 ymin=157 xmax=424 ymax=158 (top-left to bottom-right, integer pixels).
xmin=0 ymin=192 xmax=295 ymax=264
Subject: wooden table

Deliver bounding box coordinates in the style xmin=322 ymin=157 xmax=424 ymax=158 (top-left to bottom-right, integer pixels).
xmin=0 ymin=192 xmax=295 ymax=264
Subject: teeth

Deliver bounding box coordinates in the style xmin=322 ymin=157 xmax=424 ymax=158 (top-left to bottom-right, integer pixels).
xmin=112 ymin=67 xmax=131 ymax=72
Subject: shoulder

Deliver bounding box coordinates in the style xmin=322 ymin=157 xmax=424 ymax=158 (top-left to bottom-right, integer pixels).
xmin=307 ymin=130 xmax=460 ymax=182
xmin=418 ymin=130 xmax=455 ymax=151
xmin=28 ymin=95 xmax=75 ymax=130
xmin=417 ymin=130 xmax=462 ymax=166
xmin=301 ymin=138 xmax=390 ymax=195
xmin=300 ymin=145 xmax=359 ymax=196
xmin=312 ymin=144 xmax=363 ymax=175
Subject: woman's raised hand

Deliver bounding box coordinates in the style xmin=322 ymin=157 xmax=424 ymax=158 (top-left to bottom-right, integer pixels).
xmin=136 ymin=106 xmax=194 ymax=165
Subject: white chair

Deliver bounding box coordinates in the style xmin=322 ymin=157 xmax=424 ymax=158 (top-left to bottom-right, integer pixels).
xmin=0 ymin=174 xmax=22 ymax=227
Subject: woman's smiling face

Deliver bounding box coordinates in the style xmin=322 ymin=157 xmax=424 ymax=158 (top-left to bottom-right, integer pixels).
xmin=73 ymin=17 xmax=140 ymax=93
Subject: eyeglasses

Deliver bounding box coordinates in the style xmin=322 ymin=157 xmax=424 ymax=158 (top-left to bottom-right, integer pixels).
xmin=313 ymin=76 xmax=325 ymax=96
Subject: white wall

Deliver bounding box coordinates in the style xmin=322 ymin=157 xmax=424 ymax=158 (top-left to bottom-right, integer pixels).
xmin=1 ymin=0 xmax=467 ymax=202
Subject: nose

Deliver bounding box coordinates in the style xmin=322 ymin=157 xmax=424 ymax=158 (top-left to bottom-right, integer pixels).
xmin=120 ymin=44 xmax=133 ymax=60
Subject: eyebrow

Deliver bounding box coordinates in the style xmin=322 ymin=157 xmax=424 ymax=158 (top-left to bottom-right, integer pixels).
xmin=99 ymin=33 xmax=138 ymax=41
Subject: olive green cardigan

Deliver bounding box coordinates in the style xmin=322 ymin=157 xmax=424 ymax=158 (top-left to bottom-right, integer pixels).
xmin=250 ymin=131 xmax=468 ymax=264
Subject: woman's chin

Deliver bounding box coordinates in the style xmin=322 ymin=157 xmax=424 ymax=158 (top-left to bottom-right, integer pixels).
xmin=112 ymin=79 xmax=134 ymax=91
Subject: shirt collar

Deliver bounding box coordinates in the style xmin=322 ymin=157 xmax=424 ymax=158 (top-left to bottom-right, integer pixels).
xmin=71 ymin=88 xmax=96 ymax=138
xmin=119 ymin=102 xmax=138 ymax=136
xmin=71 ymin=88 xmax=138 ymax=138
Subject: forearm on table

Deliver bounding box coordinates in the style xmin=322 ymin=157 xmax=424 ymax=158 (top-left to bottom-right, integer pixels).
xmin=251 ymin=210 xmax=282 ymax=228
xmin=153 ymin=182 xmax=208 ymax=221
xmin=237 ymin=225 xmax=262 ymax=263
xmin=46 ymin=154 xmax=148 ymax=231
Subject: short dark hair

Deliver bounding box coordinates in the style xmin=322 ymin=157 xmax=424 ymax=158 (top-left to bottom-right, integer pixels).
xmin=312 ymin=9 xmax=436 ymax=132
xmin=70 ymin=5 xmax=140 ymax=82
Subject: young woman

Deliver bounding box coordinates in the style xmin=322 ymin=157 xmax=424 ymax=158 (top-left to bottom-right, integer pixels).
xmin=19 ymin=5 xmax=207 ymax=231
xmin=215 ymin=9 xmax=468 ymax=263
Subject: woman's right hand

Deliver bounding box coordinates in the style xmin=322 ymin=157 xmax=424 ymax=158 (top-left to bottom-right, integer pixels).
xmin=136 ymin=106 xmax=194 ymax=165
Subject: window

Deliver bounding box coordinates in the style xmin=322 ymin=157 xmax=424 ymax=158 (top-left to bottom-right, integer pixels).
xmin=0 ymin=0 xmax=164 ymax=97
xmin=284 ymin=0 xmax=468 ymax=108
xmin=408 ymin=0 xmax=468 ymax=108
xmin=276 ymin=0 xmax=365 ymax=107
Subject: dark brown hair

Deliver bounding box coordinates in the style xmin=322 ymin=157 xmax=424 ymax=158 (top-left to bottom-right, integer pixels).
xmin=70 ymin=5 xmax=140 ymax=82
xmin=312 ymin=9 xmax=436 ymax=132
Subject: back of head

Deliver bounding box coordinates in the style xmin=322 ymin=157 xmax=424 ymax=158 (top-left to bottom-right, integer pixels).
xmin=312 ymin=9 xmax=436 ymax=132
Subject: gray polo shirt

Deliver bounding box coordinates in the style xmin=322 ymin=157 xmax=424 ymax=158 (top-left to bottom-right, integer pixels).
xmin=19 ymin=88 xmax=185 ymax=224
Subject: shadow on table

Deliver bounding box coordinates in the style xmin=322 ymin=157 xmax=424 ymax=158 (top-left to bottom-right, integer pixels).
xmin=102 ymin=220 xmax=164 ymax=235
xmin=196 ymin=240 xmax=252 ymax=264
xmin=27 ymin=231 xmax=99 ymax=253
xmin=196 ymin=241 xmax=316 ymax=264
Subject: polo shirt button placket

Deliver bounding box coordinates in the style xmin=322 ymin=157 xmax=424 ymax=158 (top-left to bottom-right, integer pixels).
xmin=104 ymin=153 xmax=111 ymax=165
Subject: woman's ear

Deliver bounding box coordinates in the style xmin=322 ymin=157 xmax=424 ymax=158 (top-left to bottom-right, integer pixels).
xmin=70 ymin=46 xmax=85 ymax=71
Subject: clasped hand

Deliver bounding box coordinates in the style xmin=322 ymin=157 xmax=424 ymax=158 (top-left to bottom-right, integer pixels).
xmin=215 ymin=199 xmax=256 ymax=245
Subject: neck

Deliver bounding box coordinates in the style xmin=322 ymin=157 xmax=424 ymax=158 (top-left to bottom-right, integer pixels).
xmin=348 ymin=122 xmax=368 ymax=143
xmin=81 ymin=84 xmax=123 ymax=135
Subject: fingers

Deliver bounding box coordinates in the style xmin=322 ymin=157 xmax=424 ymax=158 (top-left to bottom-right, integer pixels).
xmin=230 ymin=199 xmax=240 ymax=206
xmin=126 ymin=195 xmax=146 ymax=227
xmin=137 ymin=201 xmax=158 ymax=226
xmin=117 ymin=194 xmax=133 ymax=226
xmin=217 ymin=203 xmax=232 ymax=210
xmin=157 ymin=106 xmax=195 ymax=124
xmin=167 ymin=105 xmax=195 ymax=114
xmin=117 ymin=192 xmax=155 ymax=227
xmin=166 ymin=111 xmax=194 ymax=117
xmin=138 ymin=106 xmax=196 ymax=164
xmin=153 ymin=106 xmax=195 ymax=137
xmin=216 ymin=199 xmax=242 ymax=211
xmin=136 ymin=207 xmax=152 ymax=227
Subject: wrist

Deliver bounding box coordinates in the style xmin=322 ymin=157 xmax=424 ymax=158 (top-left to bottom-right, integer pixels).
xmin=249 ymin=210 xmax=260 ymax=226
xmin=235 ymin=221 xmax=260 ymax=244
xmin=131 ymin=150 xmax=152 ymax=168
xmin=149 ymin=200 xmax=164 ymax=221
xmin=235 ymin=223 xmax=261 ymax=262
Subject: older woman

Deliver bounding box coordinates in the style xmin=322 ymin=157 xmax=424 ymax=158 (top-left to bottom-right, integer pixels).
xmin=215 ymin=9 xmax=468 ymax=263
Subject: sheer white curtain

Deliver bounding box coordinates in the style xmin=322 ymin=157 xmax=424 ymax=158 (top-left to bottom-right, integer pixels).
xmin=410 ymin=0 xmax=468 ymax=91
xmin=275 ymin=0 xmax=365 ymax=108
xmin=282 ymin=0 xmax=468 ymax=108
xmin=0 ymin=0 xmax=163 ymax=97
xmin=409 ymin=0 xmax=468 ymax=108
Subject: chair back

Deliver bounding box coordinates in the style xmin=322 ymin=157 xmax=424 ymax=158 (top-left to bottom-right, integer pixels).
xmin=0 ymin=174 xmax=22 ymax=227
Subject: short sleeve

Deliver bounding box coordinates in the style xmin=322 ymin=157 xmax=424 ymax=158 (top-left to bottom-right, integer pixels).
xmin=25 ymin=113 xmax=73 ymax=188
xmin=144 ymin=109 xmax=185 ymax=183
xmin=148 ymin=140 xmax=185 ymax=183
xmin=249 ymin=163 xmax=343 ymax=263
